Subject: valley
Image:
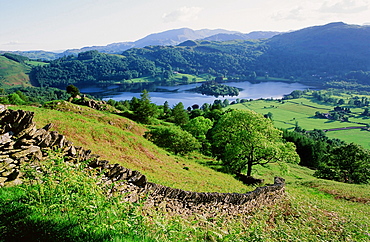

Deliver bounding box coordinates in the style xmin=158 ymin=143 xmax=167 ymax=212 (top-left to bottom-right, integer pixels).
xmin=1 ymin=21 xmax=370 ymax=241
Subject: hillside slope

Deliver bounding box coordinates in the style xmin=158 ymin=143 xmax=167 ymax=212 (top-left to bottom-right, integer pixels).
xmin=2 ymin=102 xmax=369 ymax=241
xmin=0 ymin=56 xmax=32 ymax=88
xmin=9 ymin=101 xmax=248 ymax=193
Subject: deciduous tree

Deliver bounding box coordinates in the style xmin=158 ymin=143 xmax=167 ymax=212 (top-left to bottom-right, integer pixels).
xmin=212 ymin=109 xmax=299 ymax=176
xmin=314 ymin=143 xmax=370 ymax=184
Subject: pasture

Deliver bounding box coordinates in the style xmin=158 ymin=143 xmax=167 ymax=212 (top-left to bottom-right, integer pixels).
xmin=229 ymin=93 xmax=370 ymax=149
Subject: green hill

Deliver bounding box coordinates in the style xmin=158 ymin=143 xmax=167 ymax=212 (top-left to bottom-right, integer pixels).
xmin=0 ymin=54 xmax=47 ymax=88
xmin=1 ymin=101 xmax=369 ymax=241
xmin=9 ymin=101 xmax=248 ymax=193
xmin=0 ymin=55 xmax=32 ymax=88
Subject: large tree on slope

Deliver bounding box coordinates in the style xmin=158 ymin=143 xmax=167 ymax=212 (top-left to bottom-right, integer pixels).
xmin=212 ymin=109 xmax=299 ymax=176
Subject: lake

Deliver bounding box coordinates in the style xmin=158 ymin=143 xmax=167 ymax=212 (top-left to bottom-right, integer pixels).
xmin=80 ymin=81 xmax=313 ymax=108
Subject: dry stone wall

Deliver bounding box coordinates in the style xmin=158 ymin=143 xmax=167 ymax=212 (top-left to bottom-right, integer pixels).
xmin=0 ymin=108 xmax=286 ymax=217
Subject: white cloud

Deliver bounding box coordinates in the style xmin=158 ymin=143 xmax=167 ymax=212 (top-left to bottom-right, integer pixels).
xmin=320 ymin=0 xmax=369 ymax=14
xmin=3 ymin=41 xmax=21 ymax=46
xmin=162 ymin=6 xmax=203 ymax=23
xmin=271 ymin=7 xmax=306 ymax=21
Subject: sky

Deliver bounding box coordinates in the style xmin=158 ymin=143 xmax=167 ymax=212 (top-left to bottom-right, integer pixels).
xmin=1 ymin=0 xmax=369 ymax=51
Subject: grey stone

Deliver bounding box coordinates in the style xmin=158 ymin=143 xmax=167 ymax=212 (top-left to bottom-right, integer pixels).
xmin=1 ymin=169 xmax=15 ymax=177
xmin=10 ymin=146 xmax=42 ymax=159
xmin=0 ymin=104 xmax=6 ymax=112
xmin=42 ymin=123 xmax=54 ymax=131
xmin=0 ymin=177 xmax=8 ymax=185
xmin=0 ymin=131 xmax=13 ymax=144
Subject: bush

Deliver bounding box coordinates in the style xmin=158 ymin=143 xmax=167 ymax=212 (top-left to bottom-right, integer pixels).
xmin=145 ymin=125 xmax=201 ymax=154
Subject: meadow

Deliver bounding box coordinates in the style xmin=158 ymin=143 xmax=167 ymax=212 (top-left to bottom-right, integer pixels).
xmin=0 ymin=56 xmax=47 ymax=88
xmin=229 ymin=92 xmax=370 ymax=149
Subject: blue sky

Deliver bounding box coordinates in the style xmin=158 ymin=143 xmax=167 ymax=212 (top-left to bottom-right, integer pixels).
xmin=1 ymin=0 xmax=369 ymax=51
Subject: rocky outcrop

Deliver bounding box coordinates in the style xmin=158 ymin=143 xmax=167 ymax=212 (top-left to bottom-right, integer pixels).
xmin=1 ymin=108 xmax=286 ymax=217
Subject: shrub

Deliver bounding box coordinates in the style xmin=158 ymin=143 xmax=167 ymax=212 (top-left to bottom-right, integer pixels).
xmin=145 ymin=125 xmax=201 ymax=154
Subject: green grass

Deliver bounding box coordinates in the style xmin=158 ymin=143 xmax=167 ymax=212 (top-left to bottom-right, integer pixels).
xmin=129 ymin=162 xmax=369 ymax=241
xmin=0 ymin=56 xmax=32 ymax=88
xmin=2 ymin=150 xmax=368 ymax=241
xmin=123 ymin=73 xmax=207 ymax=85
xmin=326 ymin=129 xmax=370 ymax=148
xmin=229 ymin=95 xmax=370 ymax=149
xmin=0 ymin=151 xmax=150 ymax=241
xmin=25 ymin=60 xmax=48 ymax=66
xmin=10 ymin=102 xmax=249 ymax=194
xmin=3 ymin=101 xmax=370 ymax=241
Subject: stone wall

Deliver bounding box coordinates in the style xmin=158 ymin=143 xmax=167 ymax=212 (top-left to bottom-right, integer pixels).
xmin=0 ymin=108 xmax=285 ymax=217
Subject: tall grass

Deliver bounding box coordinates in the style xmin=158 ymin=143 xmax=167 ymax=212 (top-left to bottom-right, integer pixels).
xmin=0 ymin=150 xmax=150 ymax=242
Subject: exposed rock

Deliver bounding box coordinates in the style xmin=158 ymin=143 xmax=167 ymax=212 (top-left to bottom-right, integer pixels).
xmin=10 ymin=146 xmax=42 ymax=160
xmin=0 ymin=104 xmax=6 ymax=112
xmin=0 ymin=131 xmax=13 ymax=144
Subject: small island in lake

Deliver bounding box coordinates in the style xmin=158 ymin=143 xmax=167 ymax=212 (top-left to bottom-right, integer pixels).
xmin=189 ymin=81 xmax=240 ymax=97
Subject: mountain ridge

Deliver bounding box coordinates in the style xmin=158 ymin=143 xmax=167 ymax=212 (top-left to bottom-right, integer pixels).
xmin=1 ymin=28 xmax=279 ymax=60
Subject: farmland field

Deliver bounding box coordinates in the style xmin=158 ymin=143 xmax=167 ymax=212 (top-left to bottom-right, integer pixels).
xmin=229 ymin=92 xmax=370 ymax=149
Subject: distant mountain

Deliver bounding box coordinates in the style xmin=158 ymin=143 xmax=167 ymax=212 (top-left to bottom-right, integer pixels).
xmin=6 ymin=28 xmax=256 ymax=60
xmin=268 ymin=22 xmax=370 ymax=56
xmin=63 ymin=28 xmax=240 ymax=55
xmin=258 ymin=22 xmax=370 ymax=77
xmin=133 ymin=28 xmax=240 ymax=47
xmin=29 ymin=22 xmax=370 ymax=89
xmin=203 ymin=31 xmax=281 ymax=41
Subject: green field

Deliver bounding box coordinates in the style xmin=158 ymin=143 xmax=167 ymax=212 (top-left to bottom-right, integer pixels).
xmin=122 ymin=73 xmax=207 ymax=84
xmin=0 ymin=56 xmax=47 ymax=88
xmin=0 ymin=56 xmax=32 ymax=88
xmin=229 ymin=93 xmax=370 ymax=149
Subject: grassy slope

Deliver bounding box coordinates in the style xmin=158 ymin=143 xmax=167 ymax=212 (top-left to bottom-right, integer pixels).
xmin=6 ymin=102 xmax=369 ymax=240
xmin=251 ymin=162 xmax=370 ymax=241
xmin=10 ymin=102 xmax=249 ymax=193
xmin=0 ymin=56 xmax=47 ymax=88
xmin=0 ymin=56 xmax=32 ymax=88
xmin=229 ymin=95 xmax=370 ymax=149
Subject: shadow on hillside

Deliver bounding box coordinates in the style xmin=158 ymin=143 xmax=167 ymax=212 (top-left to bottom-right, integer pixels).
xmin=197 ymin=159 xmax=226 ymax=173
